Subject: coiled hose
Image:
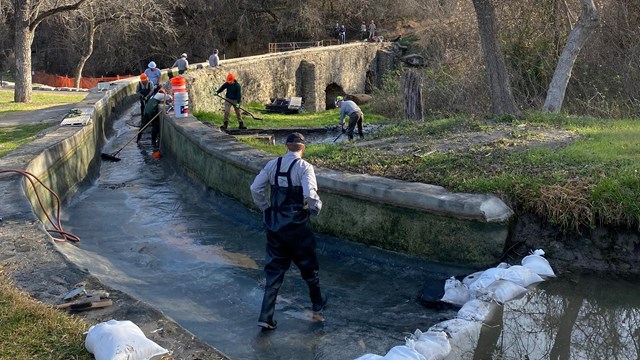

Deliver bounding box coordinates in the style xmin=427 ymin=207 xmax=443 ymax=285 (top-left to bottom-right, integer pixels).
xmin=0 ymin=169 xmax=80 ymax=242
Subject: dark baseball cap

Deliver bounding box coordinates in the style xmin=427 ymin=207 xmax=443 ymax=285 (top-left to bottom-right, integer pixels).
xmin=286 ymin=132 xmax=305 ymax=144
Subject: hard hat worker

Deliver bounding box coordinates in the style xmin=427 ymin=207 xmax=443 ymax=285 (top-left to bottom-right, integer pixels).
xmin=250 ymin=132 xmax=327 ymax=330
xmin=335 ymin=96 xmax=364 ymax=140
xmin=136 ymin=73 xmax=154 ymax=117
xmin=172 ymin=53 xmax=189 ymax=74
xmin=216 ymin=73 xmax=246 ymax=130
xmin=138 ymin=88 xmax=172 ymax=150
xmin=144 ymin=61 xmax=161 ymax=88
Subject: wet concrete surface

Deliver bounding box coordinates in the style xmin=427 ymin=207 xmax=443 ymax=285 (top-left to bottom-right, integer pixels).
xmin=57 ymin=105 xmax=640 ymax=359
xmin=57 ymin=106 xmax=472 ymax=359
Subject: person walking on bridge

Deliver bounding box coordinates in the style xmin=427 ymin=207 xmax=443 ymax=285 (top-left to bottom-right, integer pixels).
xmin=208 ymin=49 xmax=220 ymax=69
xmin=336 ymin=96 xmax=364 ymax=140
xmin=368 ymin=19 xmax=376 ymax=40
xmin=216 ymin=73 xmax=246 ymax=130
xmin=250 ymin=132 xmax=327 ymax=330
xmin=172 ymin=53 xmax=189 ymax=74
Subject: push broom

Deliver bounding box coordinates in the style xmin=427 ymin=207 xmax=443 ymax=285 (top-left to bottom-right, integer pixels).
xmin=100 ymin=111 xmax=161 ymax=162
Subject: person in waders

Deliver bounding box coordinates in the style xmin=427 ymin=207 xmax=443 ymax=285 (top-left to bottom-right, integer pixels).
xmin=250 ymin=132 xmax=327 ymax=330
xmin=136 ymin=73 xmax=154 ymax=116
xmin=215 ymin=73 xmax=246 ymax=130
xmin=137 ymin=89 xmax=172 ymax=150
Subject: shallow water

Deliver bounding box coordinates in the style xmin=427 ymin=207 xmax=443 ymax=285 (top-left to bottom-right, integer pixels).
xmin=58 ymin=106 xmax=640 ymax=360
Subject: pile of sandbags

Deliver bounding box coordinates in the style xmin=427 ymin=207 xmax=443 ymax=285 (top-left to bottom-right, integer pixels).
xmin=354 ymin=249 xmax=555 ymax=360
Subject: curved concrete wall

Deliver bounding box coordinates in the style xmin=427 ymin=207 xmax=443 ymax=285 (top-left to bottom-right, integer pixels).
xmin=161 ymin=112 xmax=513 ymax=267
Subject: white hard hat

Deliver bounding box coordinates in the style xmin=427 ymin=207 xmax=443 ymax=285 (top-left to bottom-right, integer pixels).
xmin=148 ymin=61 xmax=157 ymax=69
xmin=181 ymin=53 xmax=187 ymax=58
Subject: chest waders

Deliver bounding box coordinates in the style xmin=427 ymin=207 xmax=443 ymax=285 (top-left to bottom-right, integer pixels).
xmin=138 ymin=98 xmax=162 ymax=146
xmin=258 ymin=157 xmax=326 ymax=329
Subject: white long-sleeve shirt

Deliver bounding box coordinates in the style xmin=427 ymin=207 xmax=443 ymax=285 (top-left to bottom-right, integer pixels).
xmin=250 ymin=151 xmax=322 ymax=215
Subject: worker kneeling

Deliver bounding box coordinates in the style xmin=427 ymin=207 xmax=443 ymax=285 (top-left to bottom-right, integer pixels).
xmin=138 ymin=89 xmax=172 ymax=150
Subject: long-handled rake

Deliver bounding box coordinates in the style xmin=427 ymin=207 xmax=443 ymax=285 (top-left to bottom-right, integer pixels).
xmin=214 ymin=93 xmax=263 ymax=120
xmin=100 ymin=112 xmax=161 ymax=162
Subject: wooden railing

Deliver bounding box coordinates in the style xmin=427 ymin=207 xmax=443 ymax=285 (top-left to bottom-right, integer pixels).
xmin=268 ymin=40 xmax=340 ymax=53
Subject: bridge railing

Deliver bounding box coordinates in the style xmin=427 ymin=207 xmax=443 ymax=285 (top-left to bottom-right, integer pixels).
xmin=268 ymin=40 xmax=340 ymax=53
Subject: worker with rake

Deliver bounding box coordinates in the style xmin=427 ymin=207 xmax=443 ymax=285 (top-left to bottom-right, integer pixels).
xmin=216 ymin=73 xmax=247 ymax=130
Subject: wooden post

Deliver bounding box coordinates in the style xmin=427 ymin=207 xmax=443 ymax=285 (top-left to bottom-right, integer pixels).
xmin=403 ymin=70 xmax=424 ymax=121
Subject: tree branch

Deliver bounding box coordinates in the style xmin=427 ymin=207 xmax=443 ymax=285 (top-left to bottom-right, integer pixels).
xmin=30 ymin=0 xmax=90 ymax=30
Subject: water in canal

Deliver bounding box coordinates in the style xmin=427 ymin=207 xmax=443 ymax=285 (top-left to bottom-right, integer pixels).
xmin=58 ymin=106 xmax=640 ymax=359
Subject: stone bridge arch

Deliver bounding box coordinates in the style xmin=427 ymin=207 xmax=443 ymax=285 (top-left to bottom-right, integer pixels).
xmin=186 ymin=43 xmax=397 ymax=114
xmin=325 ymin=83 xmax=344 ymax=110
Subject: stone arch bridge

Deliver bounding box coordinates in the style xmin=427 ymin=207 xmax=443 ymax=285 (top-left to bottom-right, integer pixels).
xmin=184 ymin=42 xmax=396 ymax=113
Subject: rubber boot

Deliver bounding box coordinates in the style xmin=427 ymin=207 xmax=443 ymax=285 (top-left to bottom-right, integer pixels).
xmin=220 ymin=121 xmax=228 ymax=131
xmin=308 ymin=279 xmax=327 ymax=312
xmin=239 ymin=122 xmax=247 ymax=130
xmin=258 ymin=287 xmax=278 ymax=330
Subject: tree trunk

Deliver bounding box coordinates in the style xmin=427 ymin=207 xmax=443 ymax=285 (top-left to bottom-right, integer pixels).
xmin=14 ymin=0 xmax=34 ymax=103
xmin=472 ymin=0 xmax=521 ymax=117
xmin=403 ymin=70 xmax=424 ymax=121
xmin=74 ymin=19 xmax=96 ymax=89
xmin=543 ymin=0 xmax=600 ymax=113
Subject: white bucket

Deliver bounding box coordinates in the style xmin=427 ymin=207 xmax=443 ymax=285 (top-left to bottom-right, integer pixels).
xmin=174 ymin=92 xmax=189 ymax=118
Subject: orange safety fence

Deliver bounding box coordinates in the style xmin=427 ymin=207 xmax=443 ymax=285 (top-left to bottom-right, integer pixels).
xmin=32 ymin=71 xmax=135 ymax=89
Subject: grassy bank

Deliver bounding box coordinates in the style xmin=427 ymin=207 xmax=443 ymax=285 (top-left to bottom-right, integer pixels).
xmin=0 ymin=90 xmax=93 ymax=359
xmin=194 ymin=102 xmax=385 ymax=129
xmin=0 ymin=89 xmax=87 ymax=115
xmin=0 ymin=124 xmax=52 ymax=158
xmin=0 ymin=270 xmax=91 ymax=359
xmin=197 ymin=107 xmax=640 ymax=232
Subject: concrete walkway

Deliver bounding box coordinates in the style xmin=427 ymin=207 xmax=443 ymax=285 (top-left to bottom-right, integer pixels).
xmin=0 ymin=88 xmax=88 ymax=127
xmin=0 ymin=99 xmax=230 ymax=359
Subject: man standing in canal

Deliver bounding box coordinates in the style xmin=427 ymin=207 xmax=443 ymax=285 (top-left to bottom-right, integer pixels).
xmin=250 ymin=132 xmax=327 ymax=330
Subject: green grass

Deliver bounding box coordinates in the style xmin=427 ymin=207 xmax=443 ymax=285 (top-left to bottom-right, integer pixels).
xmin=0 ymin=270 xmax=93 ymax=359
xmin=193 ymin=101 xmax=385 ymax=129
xmin=0 ymin=124 xmax=52 ymax=158
xmin=217 ymin=110 xmax=640 ymax=231
xmin=0 ymin=89 xmax=87 ymax=115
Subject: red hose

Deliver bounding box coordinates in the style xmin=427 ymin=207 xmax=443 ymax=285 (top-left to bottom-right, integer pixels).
xmin=0 ymin=169 xmax=80 ymax=243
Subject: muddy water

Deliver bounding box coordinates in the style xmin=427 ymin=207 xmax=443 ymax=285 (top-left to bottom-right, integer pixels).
xmin=58 ymin=106 xmax=640 ymax=360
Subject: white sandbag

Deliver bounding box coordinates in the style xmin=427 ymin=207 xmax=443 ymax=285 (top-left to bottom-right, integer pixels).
xmin=522 ymin=251 xmax=556 ymax=278
xmin=461 ymin=271 xmax=483 ymax=287
xmin=85 ymin=319 xmax=169 ymax=360
xmin=440 ymin=277 xmax=471 ymax=306
xmin=355 ymin=354 xmax=384 ymax=360
xmin=382 ymin=343 xmax=426 ymax=360
xmin=477 ymin=279 xmax=528 ymax=304
xmin=428 ymin=318 xmax=482 ymax=360
xmin=411 ymin=329 xmax=451 ymax=360
xmin=502 ymin=265 xmax=544 ymax=287
xmin=456 ymin=299 xmax=498 ymax=322
xmin=468 ymin=267 xmax=508 ymax=294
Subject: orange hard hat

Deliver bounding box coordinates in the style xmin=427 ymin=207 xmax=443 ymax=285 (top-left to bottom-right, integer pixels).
xmin=140 ymin=74 xmax=148 ymax=80
xmin=226 ymin=73 xmax=235 ymax=83
xmin=158 ymin=88 xmax=166 ymax=94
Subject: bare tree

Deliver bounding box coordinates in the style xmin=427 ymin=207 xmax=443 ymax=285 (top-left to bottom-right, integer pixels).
xmin=53 ymin=0 xmax=175 ymax=88
xmin=472 ymin=0 xmax=521 ymax=117
xmin=543 ymin=0 xmax=600 ymax=113
xmin=12 ymin=0 xmax=90 ymax=102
